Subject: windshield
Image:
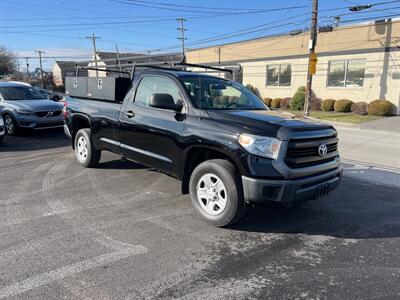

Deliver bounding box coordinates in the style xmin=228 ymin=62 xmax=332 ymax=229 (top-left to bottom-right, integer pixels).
xmin=0 ymin=86 xmax=45 ymax=100
xmin=180 ymin=76 xmax=267 ymax=110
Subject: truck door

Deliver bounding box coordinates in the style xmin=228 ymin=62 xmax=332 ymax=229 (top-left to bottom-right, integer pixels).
xmin=118 ymin=75 xmax=187 ymax=176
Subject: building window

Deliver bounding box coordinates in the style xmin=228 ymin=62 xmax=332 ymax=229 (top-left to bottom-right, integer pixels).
xmin=266 ymin=64 xmax=291 ymax=86
xmin=327 ymin=59 xmax=366 ymax=87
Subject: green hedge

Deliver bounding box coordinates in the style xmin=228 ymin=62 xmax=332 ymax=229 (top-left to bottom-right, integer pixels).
xmin=271 ymin=98 xmax=281 ymax=109
xmin=321 ymin=99 xmax=336 ymax=111
xmin=334 ymin=99 xmax=353 ymax=112
xmin=263 ymin=97 xmax=272 ymax=106
xmin=368 ymin=100 xmax=393 ymax=116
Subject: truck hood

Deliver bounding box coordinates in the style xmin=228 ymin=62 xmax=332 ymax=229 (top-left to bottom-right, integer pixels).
xmin=5 ymin=99 xmax=63 ymax=112
xmin=207 ymin=109 xmax=333 ymax=136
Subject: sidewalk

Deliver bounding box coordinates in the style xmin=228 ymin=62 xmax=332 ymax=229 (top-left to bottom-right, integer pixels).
xmin=309 ymin=115 xmax=399 ymax=187
xmin=311 ymin=116 xmax=400 ymax=133
xmin=359 ymin=116 xmax=400 ymax=133
xmin=335 ymin=125 xmax=400 ymax=188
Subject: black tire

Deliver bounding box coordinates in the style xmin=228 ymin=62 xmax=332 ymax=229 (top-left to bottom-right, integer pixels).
xmin=3 ymin=114 xmax=18 ymax=136
xmin=52 ymin=96 xmax=60 ymax=102
xmin=74 ymin=128 xmax=101 ymax=167
xmin=189 ymin=159 xmax=246 ymax=227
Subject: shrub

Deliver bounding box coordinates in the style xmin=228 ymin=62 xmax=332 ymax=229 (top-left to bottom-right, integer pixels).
xmin=291 ymin=86 xmax=306 ymax=111
xmin=279 ymin=97 xmax=292 ymax=109
xmin=271 ymin=98 xmax=281 ymax=109
xmin=321 ymin=99 xmax=336 ymax=111
xmin=351 ymin=102 xmax=368 ymax=115
xmin=368 ymin=99 xmax=393 ymax=116
xmin=245 ymin=84 xmax=261 ymax=98
xmin=334 ymin=99 xmax=353 ymax=112
xmin=263 ymin=97 xmax=272 ymax=106
xmin=311 ymin=97 xmax=322 ymax=111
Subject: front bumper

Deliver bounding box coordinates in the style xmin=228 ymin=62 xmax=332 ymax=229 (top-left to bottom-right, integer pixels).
xmin=15 ymin=115 xmax=64 ymax=130
xmin=242 ymin=167 xmax=343 ymax=206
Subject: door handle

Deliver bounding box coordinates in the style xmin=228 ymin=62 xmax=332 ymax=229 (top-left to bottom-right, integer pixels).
xmin=125 ymin=110 xmax=135 ymax=118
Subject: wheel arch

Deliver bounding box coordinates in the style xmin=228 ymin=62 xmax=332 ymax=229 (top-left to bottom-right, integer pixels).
xmin=180 ymin=145 xmax=243 ymax=195
xmin=71 ymin=114 xmax=91 ymax=149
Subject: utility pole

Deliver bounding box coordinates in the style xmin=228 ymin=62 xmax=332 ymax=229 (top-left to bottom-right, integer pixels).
xmin=85 ymin=33 xmax=100 ymax=77
xmin=35 ymin=50 xmax=45 ymax=88
xmin=25 ymin=57 xmax=30 ymax=81
xmin=177 ymin=18 xmax=187 ymax=55
xmin=115 ymin=44 xmax=122 ymax=72
xmin=304 ymin=0 xmax=318 ymax=116
xmin=216 ymin=46 xmax=221 ymax=77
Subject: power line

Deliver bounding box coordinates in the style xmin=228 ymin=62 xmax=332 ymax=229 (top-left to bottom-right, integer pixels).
xmin=0 ymin=18 xmax=178 ymax=29
xmin=111 ymin=0 xmax=313 ymax=15
xmin=117 ymin=0 xmax=281 ymax=12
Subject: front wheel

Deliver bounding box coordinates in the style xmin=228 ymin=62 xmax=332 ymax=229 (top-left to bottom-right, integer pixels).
xmin=189 ymin=159 xmax=246 ymax=227
xmin=74 ymin=128 xmax=101 ymax=167
xmin=4 ymin=114 xmax=17 ymax=136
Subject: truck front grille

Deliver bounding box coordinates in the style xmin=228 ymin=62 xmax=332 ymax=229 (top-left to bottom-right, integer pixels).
xmin=36 ymin=110 xmax=62 ymax=118
xmin=285 ymin=135 xmax=339 ymax=169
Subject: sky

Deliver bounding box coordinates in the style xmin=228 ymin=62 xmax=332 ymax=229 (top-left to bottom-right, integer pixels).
xmin=1 ymin=0 xmax=400 ymax=71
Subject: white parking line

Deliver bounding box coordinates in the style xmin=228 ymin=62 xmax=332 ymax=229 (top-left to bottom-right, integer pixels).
xmin=0 ymin=245 xmax=147 ymax=299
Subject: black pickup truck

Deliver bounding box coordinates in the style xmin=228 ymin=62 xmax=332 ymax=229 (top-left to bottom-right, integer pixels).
xmin=64 ymin=69 xmax=342 ymax=226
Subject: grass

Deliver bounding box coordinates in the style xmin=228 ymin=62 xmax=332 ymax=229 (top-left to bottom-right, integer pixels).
xmin=286 ymin=110 xmax=382 ymax=124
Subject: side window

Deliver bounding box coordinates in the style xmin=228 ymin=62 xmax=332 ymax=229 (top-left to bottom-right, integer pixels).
xmin=134 ymin=76 xmax=181 ymax=107
xmin=134 ymin=77 xmax=154 ymax=106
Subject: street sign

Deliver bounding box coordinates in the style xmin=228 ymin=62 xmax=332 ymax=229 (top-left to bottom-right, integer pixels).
xmin=309 ymin=53 xmax=318 ymax=75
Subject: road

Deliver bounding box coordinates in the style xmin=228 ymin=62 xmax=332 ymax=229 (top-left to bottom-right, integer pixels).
xmin=0 ymin=129 xmax=399 ymax=299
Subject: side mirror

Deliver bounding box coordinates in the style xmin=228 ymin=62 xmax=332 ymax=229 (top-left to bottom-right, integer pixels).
xmin=175 ymin=99 xmax=184 ymax=112
xmin=149 ymin=93 xmax=183 ymax=112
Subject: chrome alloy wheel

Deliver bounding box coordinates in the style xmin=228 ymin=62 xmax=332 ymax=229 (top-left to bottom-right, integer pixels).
xmin=76 ymin=136 xmax=88 ymax=161
xmin=4 ymin=116 xmax=15 ymax=135
xmin=196 ymin=173 xmax=227 ymax=216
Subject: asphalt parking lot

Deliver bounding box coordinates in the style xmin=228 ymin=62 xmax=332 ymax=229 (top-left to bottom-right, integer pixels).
xmin=1 ymin=130 xmax=400 ymax=299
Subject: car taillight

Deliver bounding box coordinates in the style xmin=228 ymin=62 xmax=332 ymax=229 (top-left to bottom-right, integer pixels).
xmin=63 ymin=100 xmax=68 ymax=118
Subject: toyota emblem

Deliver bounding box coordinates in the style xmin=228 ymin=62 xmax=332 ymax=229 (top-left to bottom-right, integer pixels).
xmin=318 ymin=144 xmax=328 ymax=157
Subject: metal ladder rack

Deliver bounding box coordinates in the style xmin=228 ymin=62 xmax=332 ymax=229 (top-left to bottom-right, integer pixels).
xmin=73 ymin=53 xmax=240 ymax=80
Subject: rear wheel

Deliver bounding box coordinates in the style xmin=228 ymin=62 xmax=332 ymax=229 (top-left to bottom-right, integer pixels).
xmin=4 ymin=114 xmax=17 ymax=136
xmin=74 ymin=128 xmax=101 ymax=167
xmin=189 ymin=159 xmax=246 ymax=227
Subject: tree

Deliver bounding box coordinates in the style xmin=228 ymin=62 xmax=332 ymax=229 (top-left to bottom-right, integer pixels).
xmin=0 ymin=46 xmax=16 ymax=75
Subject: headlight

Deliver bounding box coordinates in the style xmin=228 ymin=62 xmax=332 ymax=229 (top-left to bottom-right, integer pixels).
xmin=238 ymin=133 xmax=281 ymax=159
xmin=16 ymin=109 xmax=33 ymax=115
